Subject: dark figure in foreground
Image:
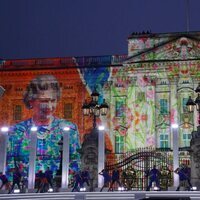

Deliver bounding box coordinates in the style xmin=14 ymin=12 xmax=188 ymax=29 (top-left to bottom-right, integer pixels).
xmin=175 ymin=165 xmax=192 ymax=191
xmin=45 ymin=167 xmax=53 ymax=188
xmin=71 ymin=171 xmax=83 ymax=192
xmin=121 ymin=166 xmax=136 ymax=190
xmin=9 ymin=168 xmax=22 ymax=193
xmin=36 ymin=170 xmax=48 ymax=193
xmin=99 ymin=169 xmax=111 ymax=192
xmin=108 ymin=167 xmax=121 ymax=191
xmin=81 ymin=168 xmax=90 ymax=187
xmin=0 ymin=172 xmax=10 ymax=190
xmin=146 ymin=165 xmax=161 ymax=191
xmin=159 ymin=166 xmax=172 ymax=190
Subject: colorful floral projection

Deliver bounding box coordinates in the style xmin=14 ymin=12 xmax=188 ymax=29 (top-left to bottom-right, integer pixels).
xmin=1 ymin=34 xmax=199 ymax=176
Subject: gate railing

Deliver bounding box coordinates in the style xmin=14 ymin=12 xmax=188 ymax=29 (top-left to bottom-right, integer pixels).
xmin=105 ymin=147 xmax=191 ymax=191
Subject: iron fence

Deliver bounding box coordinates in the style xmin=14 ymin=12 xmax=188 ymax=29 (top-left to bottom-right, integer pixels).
xmin=105 ymin=147 xmax=191 ymax=191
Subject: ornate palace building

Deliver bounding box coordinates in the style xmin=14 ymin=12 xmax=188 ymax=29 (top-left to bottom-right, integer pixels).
xmin=0 ymin=31 xmax=200 ymax=162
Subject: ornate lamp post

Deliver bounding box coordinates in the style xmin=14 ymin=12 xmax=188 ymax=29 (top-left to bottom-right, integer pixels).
xmin=186 ymin=83 xmax=200 ymax=125
xmin=82 ymin=88 xmax=109 ymax=129
xmin=81 ymin=88 xmax=109 ymax=190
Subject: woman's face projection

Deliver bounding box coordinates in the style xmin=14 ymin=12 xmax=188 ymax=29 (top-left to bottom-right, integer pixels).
xmin=30 ymin=89 xmax=58 ymax=124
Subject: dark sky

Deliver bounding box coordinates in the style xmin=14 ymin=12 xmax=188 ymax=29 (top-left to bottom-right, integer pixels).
xmin=0 ymin=0 xmax=200 ymax=59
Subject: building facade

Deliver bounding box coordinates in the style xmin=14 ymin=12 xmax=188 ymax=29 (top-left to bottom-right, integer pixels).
xmin=107 ymin=31 xmax=200 ymax=152
xmin=0 ymin=31 xmax=200 ymax=171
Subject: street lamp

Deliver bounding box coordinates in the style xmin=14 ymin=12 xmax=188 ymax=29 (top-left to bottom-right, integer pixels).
xmin=186 ymin=83 xmax=200 ymax=125
xmin=82 ymin=88 xmax=109 ymax=129
xmin=81 ymin=88 xmax=109 ymax=189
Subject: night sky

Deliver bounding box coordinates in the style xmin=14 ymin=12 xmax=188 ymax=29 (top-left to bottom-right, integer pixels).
xmin=0 ymin=0 xmax=200 ymax=59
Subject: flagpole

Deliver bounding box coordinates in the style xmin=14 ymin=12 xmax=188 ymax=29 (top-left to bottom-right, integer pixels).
xmin=186 ymin=0 xmax=190 ymax=32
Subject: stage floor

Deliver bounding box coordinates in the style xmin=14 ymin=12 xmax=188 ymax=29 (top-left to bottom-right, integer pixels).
xmin=0 ymin=191 xmax=199 ymax=200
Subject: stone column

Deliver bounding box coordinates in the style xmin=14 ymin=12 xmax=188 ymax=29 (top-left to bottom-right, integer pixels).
xmin=61 ymin=130 xmax=70 ymax=189
xmin=170 ymin=78 xmax=178 ymax=135
xmin=98 ymin=129 xmax=105 ymax=188
xmin=170 ymin=78 xmax=179 ymax=188
xmin=0 ymin=129 xmax=8 ymax=173
xmin=28 ymin=130 xmax=37 ymax=190
xmin=172 ymin=124 xmax=179 ymax=188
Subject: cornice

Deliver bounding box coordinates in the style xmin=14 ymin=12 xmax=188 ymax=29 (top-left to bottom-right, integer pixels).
xmin=0 ymin=68 xmax=79 ymax=76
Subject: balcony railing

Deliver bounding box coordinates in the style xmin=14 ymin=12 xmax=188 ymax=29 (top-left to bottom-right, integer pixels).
xmin=0 ymin=55 xmax=128 ymax=70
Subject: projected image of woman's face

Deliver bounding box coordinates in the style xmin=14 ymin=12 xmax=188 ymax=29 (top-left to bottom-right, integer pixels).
xmin=30 ymin=88 xmax=58 ymax=125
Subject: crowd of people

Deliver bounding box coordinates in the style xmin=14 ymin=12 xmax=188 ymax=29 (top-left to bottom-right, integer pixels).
xmin=0 ymin=167 xmax=54 ymax=193
xmin=99 ymin=164 xmax=193 ymax=192
xmin=99 ymin=167 xmax=122 ymax=192
xmin=35 ymin=167 xmax=53 ymax=193
xmin=0 ymin=167 xmax=24 ymax=194
xmin=0 ymin=164 xmax=193 ymax=193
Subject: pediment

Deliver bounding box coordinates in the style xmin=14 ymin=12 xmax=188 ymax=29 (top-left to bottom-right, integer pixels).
xmin=124 ymin=36 xmax=200 ymax=64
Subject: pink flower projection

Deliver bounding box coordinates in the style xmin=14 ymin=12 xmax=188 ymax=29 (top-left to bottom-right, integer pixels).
xmin=170 ymin=108 xmax=176 ymax=124
xmin=138 ymin=76 xmax=156 ymax=87
xmin=112 ymin=107 xmax=149 ymax=136
xmin=112 ymin=107 xmax=134 ymax=136
xmin=146 ymin=134 xmax=155 ymax=146
xmin=146 ymin=88 xmax=155 ymax=99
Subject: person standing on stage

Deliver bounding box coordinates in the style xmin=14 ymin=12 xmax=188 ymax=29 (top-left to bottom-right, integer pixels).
xmin=146 ymin=165 xmax=161 ymax=191
xmin=108 ymin=167 xmax=121 ymax=191
xmin=71 ymin=171 xmax=83 ymax=192
xmin=9 ymin=167 xmax=22 ymax=193
xmin=81 ymin=167 xmax=90 ymax=187
xmin=45 ymin=167 xmax=53 ymax=188
xmin=99 ymin=168 xmax=111 ymax=192
xmin=0 ymin=172 xmax=10 ymax=191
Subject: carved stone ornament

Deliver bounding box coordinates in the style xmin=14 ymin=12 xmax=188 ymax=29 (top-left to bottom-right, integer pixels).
xmin=79 ymin=128 xmax=99 ymax=190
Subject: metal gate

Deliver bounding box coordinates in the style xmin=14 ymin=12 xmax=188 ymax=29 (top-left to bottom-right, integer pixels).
xmin=105 ymin=148 xmax=175 ymax=191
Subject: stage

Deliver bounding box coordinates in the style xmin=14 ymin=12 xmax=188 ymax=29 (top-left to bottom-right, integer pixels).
xmin=0 ymin=191 xmax=199 ymax=200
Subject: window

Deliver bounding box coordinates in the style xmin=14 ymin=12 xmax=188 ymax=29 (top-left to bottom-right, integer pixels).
xmin=115 ymin=135 xmax=124 ymax=153
xmin=64 ymin=103 xmax=73 ymax=119
xmin=13 ymin=105 xmax=22 ymax=121
xmin=183 ymin=132 xmax=191 ymax=147
xmin=137 ymin=92 xmax=145 ymax=102
xmin=182 ymin=98 xmax=189 ymax=113
xmin=160 ymin=134 xmax=169 ymax=148
xmin=160 ymin=99 xmax=168 ymax=115
xmin=115 ymin=98 xmax=126 ymax=117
